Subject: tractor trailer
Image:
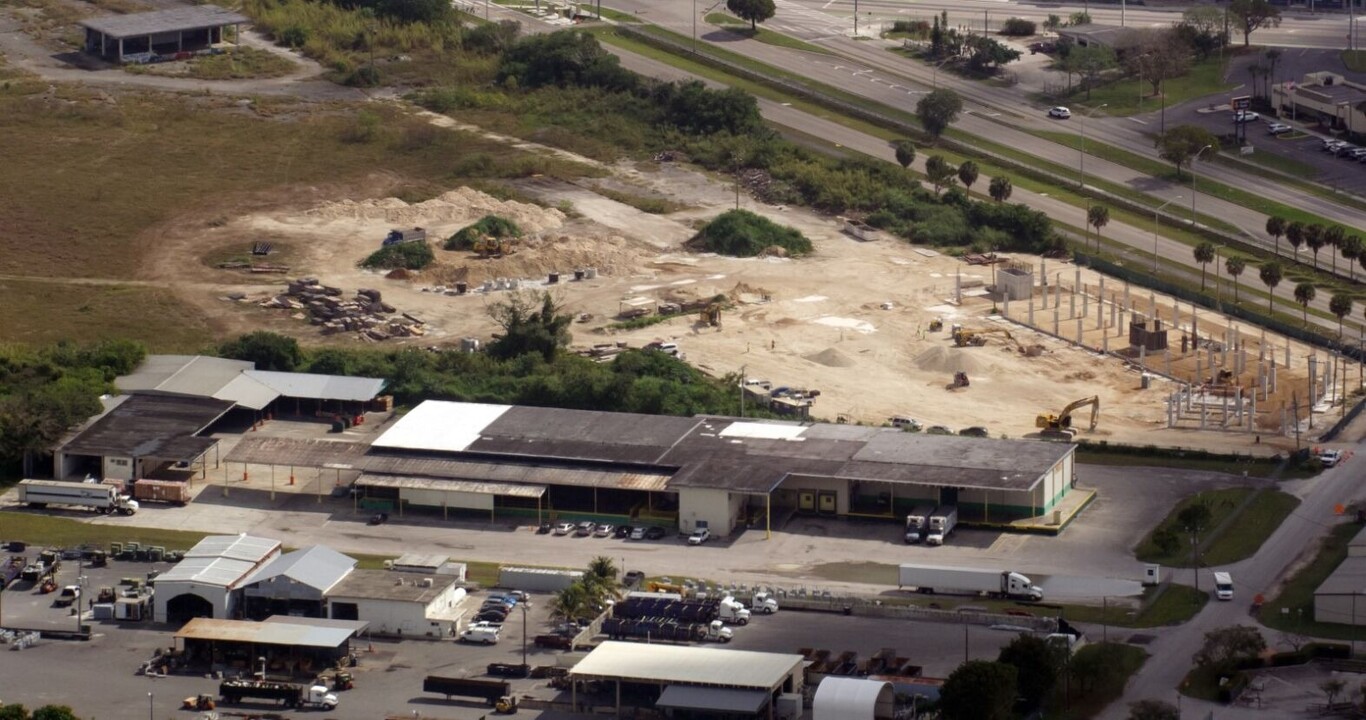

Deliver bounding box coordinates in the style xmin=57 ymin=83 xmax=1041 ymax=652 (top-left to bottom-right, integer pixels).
xmin=925 ymin=505 xmax=958 ymax=546
xmin=17 ymin=479 xmax=138 ymax=515
xmin=218 ymin=680 xmax=338 ymax=710
xmin=897 ymin=563 xmax=1044 ymax=601
xmin=903 ymin=504 xmax=936 ymax=544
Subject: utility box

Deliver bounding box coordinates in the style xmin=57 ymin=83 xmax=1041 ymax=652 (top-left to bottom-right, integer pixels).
xmin=1143 ymin=564 xmax=1161 ymax=586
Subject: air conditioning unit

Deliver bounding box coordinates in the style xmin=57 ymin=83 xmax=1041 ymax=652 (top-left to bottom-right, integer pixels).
xmin=421 ymin=578 xmax=434 ymax=588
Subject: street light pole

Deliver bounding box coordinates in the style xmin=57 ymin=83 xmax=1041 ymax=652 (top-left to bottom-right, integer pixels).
xmin=1152 ymin=196 xmax=1182 ymax=274
xmin=521 ymin=603 xmax=529 ymax=671
xmin=1191 ymin=144 xmax=1212 ymax=225
xmin=148 ymin=692 xmax=154 ymax=720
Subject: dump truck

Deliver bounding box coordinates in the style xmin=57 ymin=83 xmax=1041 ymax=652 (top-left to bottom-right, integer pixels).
xmin=383 ymin=227 xmax=427 ymax=246
xmin=218 ymin=680 xmax=338 ymax=710
xmin=903 ymin=504 xmax=937 ymax=544
xmin=897 ymin=563 xmax=1043 ymax=601
xmin=925 ymin=505 xmax=958 ymax=546
xmin=422 ymin=676 xmax=511 ymax=705
xmin=130 ymin=479 xmax=190 ymax=506
xmin=18 ymin=479 xmax=139 ymax=515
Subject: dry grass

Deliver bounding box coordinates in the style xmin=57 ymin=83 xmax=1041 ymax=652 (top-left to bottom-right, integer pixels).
xmin=0 ymin=279 xmax=215 ymax=351
xmin=127 ymin=47 xmax=300 ymax=80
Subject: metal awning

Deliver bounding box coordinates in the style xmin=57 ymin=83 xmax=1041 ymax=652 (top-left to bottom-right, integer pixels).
xmin=355 ymin=473 xmax=546 ymax=498
xmin=656 ymin=686 xmax=769 ymax=714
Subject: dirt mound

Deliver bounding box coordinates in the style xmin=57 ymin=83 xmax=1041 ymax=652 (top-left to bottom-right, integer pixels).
xmin=804 ymin=347 xmax=857 ymax=368
xmin=913 ymin=346 xmax=984 ymax=374
xmin=424 ymin=232 xmax=646 ymax=286
xmin=385 ymin=268 xmax=410 ymax=280
xmin=757 ymin=246 xmax=789 ymax=258
xmin=308 ymin=187 xmax=566 ymax=235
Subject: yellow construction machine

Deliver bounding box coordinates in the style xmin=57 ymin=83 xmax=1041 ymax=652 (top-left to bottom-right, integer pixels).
xmin=473 ymin=234 xmax=517 ymax=258
xmin=952 ymin=326 xmax=1013 ymax=347
xmin=1035 ymin=396 xmax=1100 ymax=436
xmin=699 ymin=303 xmax=722 ymax=328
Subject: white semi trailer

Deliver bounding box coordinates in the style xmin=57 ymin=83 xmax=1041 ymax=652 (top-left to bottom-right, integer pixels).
xmin=897 ymin=563 xmax=1043 ymax=601
xmin=18 ymin=479 xmax=139 ymax=515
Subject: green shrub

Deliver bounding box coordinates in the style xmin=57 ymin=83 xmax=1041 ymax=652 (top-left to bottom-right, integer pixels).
xmin=445 ymin=215 xmax=523 ymax=250
xmin=359 ymin=241 xmax=434 ymax=269
xmin=691 ymin=209 xmax=812 ymax=257
xmin=999 ymin=17 xmax=1036 ymax=36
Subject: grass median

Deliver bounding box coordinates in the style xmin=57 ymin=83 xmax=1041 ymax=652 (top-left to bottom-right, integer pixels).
xmin=702 ymin=12 xmax=832 ymax=54
xmin=1136 ymin=488 xmax=1301 ymax=568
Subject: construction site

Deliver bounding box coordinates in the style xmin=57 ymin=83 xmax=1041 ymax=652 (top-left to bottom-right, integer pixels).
xmin=182 ymin=159 xmax=1350 ymax=454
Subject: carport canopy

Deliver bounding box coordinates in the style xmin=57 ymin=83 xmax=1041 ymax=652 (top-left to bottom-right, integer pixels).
xmin=355 ymin=473 xmax=546 ymax=498
xmin=175 ymin=616 xmax=369 ymax=649
xmin=656 ymin=686 xmax=769 ymax=714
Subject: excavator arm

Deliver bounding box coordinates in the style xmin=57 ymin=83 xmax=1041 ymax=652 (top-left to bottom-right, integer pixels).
xmin=1036 ymin=396 xmax=1100 ymax=432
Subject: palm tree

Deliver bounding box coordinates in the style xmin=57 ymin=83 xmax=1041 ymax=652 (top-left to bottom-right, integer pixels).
xmin=1330 ymin=293 xmax=1353 ymax=338
xmin=1294 ymin=282 xmax=1316 ymax=324
xmin=1324 ymin=225 xmax=1346 ymax=275
xmin=1346 ymin=235 xmax=1365 ymax=281
xmin=552 ymin=583 xmax=590 ymax=621
xmin=1259 ymin=262 xmax=1283 ymax=313
xmin=1305 ymin=223 xmax=1326 ymax=269
xmin=1286 ymin=221 xmax=1305 ymax=261
xmin=957 ymin=161 xmax=979 ymax=194
xmin=1088 ymin=205 xmax=1110 ymax=253
xmin=1193 ymin=242 xmax=1216 ymax=291
xmin=989 ymin=176 xmax=1012 ymax=202
xmin=1265 ymin=216 xmax=1286 ymax=257
xmin=1226 ymin=256 xmax=1246 ymax=303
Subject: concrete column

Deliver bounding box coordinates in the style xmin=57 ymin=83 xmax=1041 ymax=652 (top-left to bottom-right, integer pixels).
xmin=1028 ymin=294 xmax=1034 ymax=326
xmin=1097 ymin=278 xmax=1106 ymax=329
xmin=1201 ymin=399 xmax=1208 ymax=429
xmin=1055 ymin=274 xmax=1061 ymax=309
xmin=1271 ymin=361 xmax=1278 ymax=394
xmin=1117 ymin=308 xmax=1126 ymax=337
xmin=1196 ymin=353 xmax=1202 ymax=386
xmin=1309 ymin=356 xmax=1319 ymax=404
xmin=1140 ymin=343 xmax=1147 ymax=369
xmin=1003 ymin=293 xmax=1010 ymax=318
xmin=1190 ymin=304 xmax=1198 ymax=341
xmin=1082 ymin=284 xmax=1089 ymax=318
xmin=1261 ymin=369 xmax=1268 ymax=402
xmin=1249 ymin=396 xmax=1257 ymax=432
xmin=1221 ymin=342 xmax=1228 ymax=369
xmin=1076 ymin=317 xmax=1083 ymax=345
xmin=1165 ymin=349 xmax=1172 ymax=376
xmin=1185 ymin=383 xmax=1193 ymax=413
xmin=1072 ymin=269 xmax=1080 ymax=317
xmin=955 ymin=270 xmax=962 ymax=304
xmin=1208 ymin=346 xmax=1215 ymax=373
xmin=1053 ymin=302 xmax=1060 ymax=336
xmin=1236 ymin=387 xmax=1244 ymax=424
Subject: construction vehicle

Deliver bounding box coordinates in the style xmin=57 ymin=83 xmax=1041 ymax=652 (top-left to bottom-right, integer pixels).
xmin=473 ymin=234 xmax=517 ymax=258
xmin=1035 ymin=396 xmax=1100 ymax=437
xmin=952 ymin=326 xmax=1013 ymax=347
xmin=952 ymin=372 xmax=970 ymax=388
xmin=182 ymin=695 xmax=216 ymax=711
xmin=928 ymin=318 xmax=944 ymax=332
xmin=383 ymin=227 xmax=426 ymax=246
xmin=699 ymin=303 xmax=722 ymax=328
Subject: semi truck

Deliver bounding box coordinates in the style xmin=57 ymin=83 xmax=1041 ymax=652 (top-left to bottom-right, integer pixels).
xmin=903 ymin=504 xmax=937 ymax=544
xmin=18 ymin=480 xmax=139 ymax=515
xmin=897 ymin=563 xmax=1044 ymax=601
xmin=749 ymin=591 xmax=780 ymax=614
xmin=130 ymin=479 xmax=190 ymax=506
xmin=602 ymin=617 xmax=734 ymax=643
xmin=422 ymin=676 xmax=511 ymax=705
xmin=925 ymin=505 xmax=958 ymax=546
xmin=218 ymin=680 xmax=338 ymax=710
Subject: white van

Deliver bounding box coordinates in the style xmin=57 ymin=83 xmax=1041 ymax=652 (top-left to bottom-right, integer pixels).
xmin=459 ymin=625 xmax=501 ymax=644
xmin=1213 ymin=572 xmax=1234 ymax=601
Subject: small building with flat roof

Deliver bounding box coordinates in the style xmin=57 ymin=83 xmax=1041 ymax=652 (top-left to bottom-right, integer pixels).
xmin=79 ymin=5 xmax=247 ymax=63
xmin=1272 ymin=72 xmax=1366 ymax=134
xmin=173 ymin=615 xmax=368 ymax=676
xmin=153 ymin=534 xmax=282 ymax=624
xmin=54 ymin=393 xmax=232 ymax=482
xmin=569 ymin=641 xmax=804 ymax=718
xmin=325 ymin=569 xmax=466 ymax=638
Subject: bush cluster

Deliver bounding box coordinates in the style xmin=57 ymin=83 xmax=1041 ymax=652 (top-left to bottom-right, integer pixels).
xmin=691 ymin=209 xmax=812 ymax=257
xmin=359 ymin=241 xmax=434 ymax=270
xmin=445 ymin=215 xmax=523 ymax=251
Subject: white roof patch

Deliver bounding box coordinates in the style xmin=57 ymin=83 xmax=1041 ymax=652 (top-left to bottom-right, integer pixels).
xmin=570 ymin=641 xmax=803 ymax=689
xmin=719 ymin=422 xmax=807 ymax=441
xmin=372 ymin=401 xmax=513 ymax=453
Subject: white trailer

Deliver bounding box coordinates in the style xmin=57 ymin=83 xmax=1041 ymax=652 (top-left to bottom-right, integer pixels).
xmin=897 ymin=563 xmax=1043 ymax=601
xmin=17 ymin=479 xmax=139 ymax=515
xmin=925 ymin=505 xmax=958 ymax=546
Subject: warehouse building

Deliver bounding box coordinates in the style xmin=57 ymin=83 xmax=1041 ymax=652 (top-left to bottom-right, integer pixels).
xmin=53 ymin=393 xmax=233 ymax=482
xmin=154 ymin=534 xmax=282 ymax=624
xmin=325 ymin=569 xmax=466 ymax=638
xmin=79 ymin=5 xmax=246 ymax=63
xmin=1313 ymin=526 xmax=1366 ymax=626
xmin=239 ymin=546 xmax=356 ymax=620
xmin=568 ymin=641 xmax=805 ymax=718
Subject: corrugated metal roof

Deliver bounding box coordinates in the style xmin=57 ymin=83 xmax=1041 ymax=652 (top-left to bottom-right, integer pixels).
xmin=657 ymin=686 xmax=768 ymax=713
xmin=79 ymin=5 xmax=248 ymax=39
xmin=214 ymin=374 xmax=280 ymax=411
xmin=240 ymin=546 xmax=356 ymax=593
xmin=175 ymin=616 xmax=367 ymax=648
xmin=1316 ymin=555 xmax=1366 ymax=595
xmin=371 ymin=401 xmax=511 ymax=453
xmin=813 ymin=677 xmax=893 ymax=720
xmin=145 ymin=356 xmax=253 ymax=398
xmin=326 ymin=569 xmax=455 ymax=603
xmin=58 ymin=393 xmax=230 ymax=461
xmin=224 ymin=436 xmax=371 ymax=467
xmin=570 ymin=641 xmax=802 ymax=690
xmin=356 ymin=473 xmax=546 ymax=498
xmin=360 ymin=456 xmax=670 ymax=491
xmin=245 ymin=370 xmax=386 ymax=403
xmin=185 ymin=534 xmax=281 ymax=563
xmin=155 ymin=556 xmax=258 ymax=587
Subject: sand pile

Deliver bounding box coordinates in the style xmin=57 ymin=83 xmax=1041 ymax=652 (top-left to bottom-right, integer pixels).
xmin=913 ymin=346 xmax=983 ymax=374
xmin=804 ymin=347 xmax=857 ymax=368
xmin=308 ymin=187 xmax=566 ymax=235
xmin=424 ymin=231 xmax=647 ymax=286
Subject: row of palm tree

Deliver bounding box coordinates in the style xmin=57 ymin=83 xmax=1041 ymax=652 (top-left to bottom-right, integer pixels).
xmin=1264 ymin=216 xmax=1364 ymax=278
xmin=550 ymin=556 xmax=621 ymax=623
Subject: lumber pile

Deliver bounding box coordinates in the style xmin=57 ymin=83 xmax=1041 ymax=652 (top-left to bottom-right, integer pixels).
xmin=260 ymin=278 xmax=426 ymax=341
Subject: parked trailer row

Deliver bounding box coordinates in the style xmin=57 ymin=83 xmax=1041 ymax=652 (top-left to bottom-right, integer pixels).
xmin=602 ymin=617 xmax=733 ymax=643
xmin=616 ymin=595 xmax=752 ymax=624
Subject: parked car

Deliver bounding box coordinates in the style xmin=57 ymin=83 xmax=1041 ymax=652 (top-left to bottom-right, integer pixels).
xmin=614 ymin=525 xmax=633 ymax=539
xmin=1346 ymin=148 xmax=1366 ymax=160
xmin=1233 ymin=110 xmax=1260 ymax=123
xmin=553 ymin=522 xmax=575 ymax=536
xmin=505 ymin=590 xmax=531 ymax=603
xmin=925 ymin=425 xmax=953 ymax=435
xmin=644 ymin=526 xmax=667 ymax=540
xmin=629 ymin=526 xmax=647 ymax=540
xmin=536 ymin=522 xmax=553 ymax=534
xmin=476 ymin=608 xmax=510 ymax=623
xmin=1267 ymin=122 xmax=1292 ymax=135
xmin=593 ymin=524 xmax=615 ymax=538
xmin=575 ymin=521 xmax=595 ymax=537
xmin=367 ymin=512 xmax=389 ymax=526
xmin=1322 ymin=138 xmax=1347 ymax=152
xmin=1047 ymin=106 xmax=1071 ymax=119
xmin=1336 ymin=144 xmax=1360 ymax=157
xmin=623 ymin=570 xmax=645 ymax=587
xmin=959 ymin=426 xmax=990 ymax=437
xmin=688 ymin=528 xmax=711 ymax=545
xmin=1320 ymin=449 xmax=1344 ymax=467
xmin=890 ymin=415 xmax=922 ymax=431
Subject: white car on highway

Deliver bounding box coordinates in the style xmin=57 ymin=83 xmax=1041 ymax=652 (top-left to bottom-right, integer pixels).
xmin=1047 ymin=106 xmax=1072 ymax=119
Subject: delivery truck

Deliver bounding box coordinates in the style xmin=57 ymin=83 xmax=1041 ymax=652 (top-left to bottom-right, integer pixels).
xmin=218 ymin=680 xmax=338 ymax=710
xmin=925 ymin=505 xmax=958 ymax=546
xmin=18 ymin=479 xmax=138 ymax=515
xmin=130 ymin=479 xmax=190 ymax=506
xmin=903 ymin=504 xmax=937 ymax=544
xmin=897 ymin=563 xmax=1044 ymax=601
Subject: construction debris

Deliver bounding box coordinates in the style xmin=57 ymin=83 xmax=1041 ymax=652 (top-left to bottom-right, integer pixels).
xmin=260 ymin=278 xmax=427 ymax=341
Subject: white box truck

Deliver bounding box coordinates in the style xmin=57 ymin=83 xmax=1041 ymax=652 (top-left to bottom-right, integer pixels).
xmin=925 ymin=505 xmax=958 ymax=546
xmin=1213 ymin=572 xmax=1234 ymax=601
xmin=17 ymin=479 xmax=139 ymax=515
xmin=904 ymin=504 xmax=937 ymax=544
xmin=897 ymin=563 xmax=1044 ymax=601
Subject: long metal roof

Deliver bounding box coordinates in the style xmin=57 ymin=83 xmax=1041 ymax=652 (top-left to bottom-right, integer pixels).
xmin=245 ymin=370 xmax=386 ymax=403
xmin=356 ymin=473 xmax=547 ymax=498
xmin=225 ymin=436 xmax=371 ymax=467
xmin=240 ymin=545 xmax=356 ymax=593
xmin=569 ymin=641 xmax=803 ymax=690
xmin=116 ymin=355 xmax=384 ymax=411
xmin=185 ymin=534 xmax=281 ymax=563
xmin=175 ymin=616 xmax=368 ymax=648
xmin=361 ymin=456 xmax=669 ymax=491
xmin=154 ymin=556 xmax=258 ymax=587
xmin=79 ymin=5 xmax=248 ymax=39
xmin=370 ymin=401 xmax=511 ymax=453
xmin=57 ymin=393 xmax=230 ymax=461
xmin=116 ymin=355 xmax=252 ymax=396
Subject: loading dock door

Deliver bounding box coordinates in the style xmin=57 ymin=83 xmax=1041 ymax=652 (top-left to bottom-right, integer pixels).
xmin=798 ymin=491 xmax=815 ymax=512
xmin=941 ymin=487 xmax=959 ymax=506
xmin=818 ymin=491 xmax=837 ymax=514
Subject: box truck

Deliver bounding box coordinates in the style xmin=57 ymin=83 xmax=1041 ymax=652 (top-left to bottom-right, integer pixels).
xmin=903 ymin=504 xmax=937 ymax=544
xmin=897 ymin=563 xmax=1044 ymax=601
xmin=925 ymin=505 xmax=958 ymax=546
xmin=17 ymin=479 xmax=138 ymax=515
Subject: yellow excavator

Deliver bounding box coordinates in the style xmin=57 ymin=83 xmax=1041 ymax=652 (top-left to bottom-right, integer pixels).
xmin=1036 ymin=396 xmax=1100 ymax=436
xmin=473 ymin=234 xmax=517 ymax=258
xmin=952 ymin=326 xmax=1013 ymax=347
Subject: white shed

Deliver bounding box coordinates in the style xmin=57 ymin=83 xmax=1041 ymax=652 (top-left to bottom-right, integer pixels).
xmin=326 ymin=569 xmax=466 ymax=639
xmin=153 ymin=534 xmax=281 ymax=624
xmin=813 ymin=677 xmax=895 ymax=720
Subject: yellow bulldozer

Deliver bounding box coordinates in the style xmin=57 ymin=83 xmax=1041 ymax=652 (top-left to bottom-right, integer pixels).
xmin=473 ymin=234 xmax=517 ymax=259
xmin=699 ymin=303 xmax=722 ymax=328
xmin=1035 ymin=396 xmax=1100 ymax=437
xmin=952 ymin=326 xmax=1012 ymax=347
